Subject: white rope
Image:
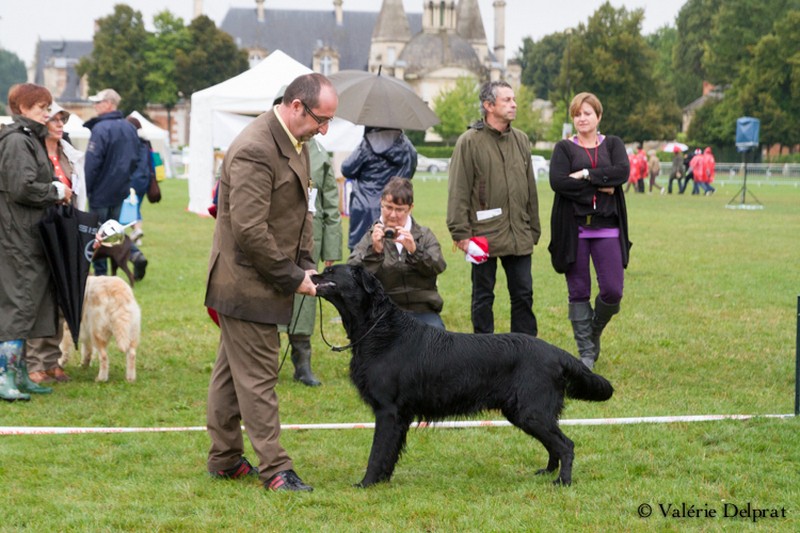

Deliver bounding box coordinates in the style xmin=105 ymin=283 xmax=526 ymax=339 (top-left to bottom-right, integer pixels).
xmin=0 ymin=413 xmax=792 ymax=436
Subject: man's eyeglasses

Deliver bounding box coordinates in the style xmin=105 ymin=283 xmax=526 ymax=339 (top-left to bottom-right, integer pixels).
xmin=380 ymin=203 xmax=409 ymax=215
xmin=302 ymin=101 xmax=333 ymax=126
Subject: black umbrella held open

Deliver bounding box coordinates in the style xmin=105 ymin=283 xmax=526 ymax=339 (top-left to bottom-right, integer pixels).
xmin=328 ymin=69 xmax=440 ymax=131
xmin=38 ymin=204 xmax=99 ymax=345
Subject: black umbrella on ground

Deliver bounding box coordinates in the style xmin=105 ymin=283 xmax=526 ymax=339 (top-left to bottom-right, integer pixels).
xmin=38 ymin=205 xmax=99 ymax=345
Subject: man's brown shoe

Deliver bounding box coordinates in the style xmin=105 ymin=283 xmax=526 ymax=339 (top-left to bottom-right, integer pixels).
xmin=28 ymin=370 xmax=55 ymax=384
xmin=46 ymin=366 xmax=71 ymax=382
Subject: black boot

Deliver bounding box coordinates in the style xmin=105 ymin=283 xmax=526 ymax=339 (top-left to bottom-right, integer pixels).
xmin=569 ymin=301 xmax=597 ymax=370
xmin=591 ymin=296 xmax=621 ymax=364
xmin=289 ymin=335 xmax=321 ymax=387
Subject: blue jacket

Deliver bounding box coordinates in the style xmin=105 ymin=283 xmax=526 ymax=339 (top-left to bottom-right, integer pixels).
xmin=83 ymin=111 xmax=141 ymax=208
xmin=342 ymin=129 xmax=416 ymax=249
xmin=130 ymin=138 xmax=155 ymax=197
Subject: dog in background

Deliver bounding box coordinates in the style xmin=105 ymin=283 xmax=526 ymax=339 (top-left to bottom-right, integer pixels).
xmin=312 ymin=265 xmax=614 ymax=487
xmin=92 ymin=236 xmax=135 ymax=287
xmin=59 ymin=275 xmax=141 ymax=382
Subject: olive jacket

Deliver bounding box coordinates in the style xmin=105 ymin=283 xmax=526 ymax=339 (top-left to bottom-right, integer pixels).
xmin=348 ymin=218 xmax=446 ymax=314
xmin=0 ymin=116 xmax=60 ymax=340
xmin=446 ymin=120 xmax=540 ymax=257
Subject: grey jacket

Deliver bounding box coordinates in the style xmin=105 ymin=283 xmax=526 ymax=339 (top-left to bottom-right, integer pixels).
xmin=0 ymin=116 xmax=60 ymax=340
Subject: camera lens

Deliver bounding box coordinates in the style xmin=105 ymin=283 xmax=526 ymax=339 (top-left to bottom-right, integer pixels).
xmin=384 ymin=229 xmax=395 ymax=239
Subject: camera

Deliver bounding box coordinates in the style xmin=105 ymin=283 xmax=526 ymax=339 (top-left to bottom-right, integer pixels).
xmin=384 ymin=228 xmax=395 ymax=239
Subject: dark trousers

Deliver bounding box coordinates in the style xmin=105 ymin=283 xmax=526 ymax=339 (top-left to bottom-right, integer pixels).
xmin=471 ymin=254 xmax=537 ymax=336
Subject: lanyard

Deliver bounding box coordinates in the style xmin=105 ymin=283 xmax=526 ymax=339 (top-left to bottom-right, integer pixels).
xmin=581 ymin=142 xmax=599 ymax=169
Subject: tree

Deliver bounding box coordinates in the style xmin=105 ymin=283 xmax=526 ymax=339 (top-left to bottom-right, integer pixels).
xmin=512 ymin=84 xmax=546 ymax=144
xmin=672 ymin=0 xmax=719 ymax=107
xmin=174 ymin=15 xmax=248 ymax=97
xmin=76 ymin=4 xmax=150 ymax=114
xmin=703 ymin=0 xmax=799 ymax=87
xmin=565 ymin=2 xmax=677 ymax=142
xmin=0 ymin=49 xmax=27 ymax=115
xmin=518 ymin=33 xmax=567 ymax=100
xmin=735 ymin=10 xmax=800 ymax=150
xmin=431 ymin=76 xmax=480 ymax=145
xmin=144 ymin=11 xmax=191 ymax=108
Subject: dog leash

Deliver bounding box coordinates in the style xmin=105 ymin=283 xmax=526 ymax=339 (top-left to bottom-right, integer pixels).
xmin=318 ymin=299 xmax=389 ymax=352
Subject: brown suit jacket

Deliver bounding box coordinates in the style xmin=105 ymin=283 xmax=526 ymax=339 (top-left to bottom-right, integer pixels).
xmin=205 ymin=110 xmax=315 ymax=325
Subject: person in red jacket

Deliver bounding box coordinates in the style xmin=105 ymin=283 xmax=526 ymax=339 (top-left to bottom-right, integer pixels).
xmin=699 ymin=147 xmax=716 ymax=195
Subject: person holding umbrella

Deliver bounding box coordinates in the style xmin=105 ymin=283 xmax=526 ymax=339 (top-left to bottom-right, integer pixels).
xmin=0 ymin=83 xmax=72 ymax=400
xmin=342 ymin=127 xmax=417 ymax=251
xmin=25 ymin=102 xmax=83 ymax=384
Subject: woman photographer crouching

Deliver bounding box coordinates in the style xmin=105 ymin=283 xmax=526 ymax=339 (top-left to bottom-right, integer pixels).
xmin=347 ymin=177 xmax=447 ymax=329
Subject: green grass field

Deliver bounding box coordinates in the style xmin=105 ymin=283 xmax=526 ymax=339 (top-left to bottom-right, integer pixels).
xmin=2 ymin=176 xmax=798 ymax=531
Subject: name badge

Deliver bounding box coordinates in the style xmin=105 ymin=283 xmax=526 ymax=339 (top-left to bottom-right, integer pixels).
xmin=476 ymin=207 xmax=502 ymax=221
xmin=308 ymin=187 xmax=318 ymax=214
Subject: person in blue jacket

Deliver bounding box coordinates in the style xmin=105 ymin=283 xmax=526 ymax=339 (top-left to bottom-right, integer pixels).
xmin=342 ymin=127 xmax=417 ymax=250
xmin=84 ymin=88 xmax=148 ymax=280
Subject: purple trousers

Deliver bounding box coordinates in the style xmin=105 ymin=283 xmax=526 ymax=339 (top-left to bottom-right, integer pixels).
xmin=565 ymin=236 xmax=624 ymax=305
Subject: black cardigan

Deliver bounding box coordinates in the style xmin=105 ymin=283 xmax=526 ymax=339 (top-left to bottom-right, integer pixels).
xmin=547 ymin=135 xmax=632 ymax=274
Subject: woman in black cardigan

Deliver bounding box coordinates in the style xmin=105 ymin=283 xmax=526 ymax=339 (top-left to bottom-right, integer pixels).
xmin=548 ymin=92 xmax=631 ymax=370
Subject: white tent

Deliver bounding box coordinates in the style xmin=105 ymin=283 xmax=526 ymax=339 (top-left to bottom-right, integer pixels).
xmin=187 ymin=50 xmax=363 ymax=214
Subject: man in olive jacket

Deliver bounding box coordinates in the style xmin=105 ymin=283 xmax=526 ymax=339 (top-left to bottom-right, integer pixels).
xmin=204 ymin=73 xmax=337 ymax=493
xmin=446 ymin=80 xmax=540 ymax=336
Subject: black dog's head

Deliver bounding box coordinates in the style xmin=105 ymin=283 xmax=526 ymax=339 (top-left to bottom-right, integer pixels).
xmin=312 ymin=265 xmax=389 ymax=334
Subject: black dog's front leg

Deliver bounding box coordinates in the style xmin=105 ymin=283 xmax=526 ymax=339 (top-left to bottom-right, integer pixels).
xmin=358 ymin=409 xmax=411 ymax=487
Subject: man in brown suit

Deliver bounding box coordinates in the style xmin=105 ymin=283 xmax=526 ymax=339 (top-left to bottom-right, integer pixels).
xmin=204 ymin=73 xmax=338 ymax=492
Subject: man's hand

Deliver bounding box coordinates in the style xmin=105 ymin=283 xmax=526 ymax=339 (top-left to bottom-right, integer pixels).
xmin=394 ymin=227 xmax=416 ymax=254
xmin=455 ymin=239 xmax=470 ymax=253
xmin=296 ymin=269 xmax=318 ymax=296
xmin=371 ymin=223 xmax=385 ymax=254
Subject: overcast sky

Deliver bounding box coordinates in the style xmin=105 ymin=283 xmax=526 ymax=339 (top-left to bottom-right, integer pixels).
xmin=0 ymin=0 xmax=683 ymax=67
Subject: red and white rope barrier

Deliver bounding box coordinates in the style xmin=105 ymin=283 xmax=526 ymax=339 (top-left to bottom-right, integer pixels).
xmin=0 ymin=413 xmax=792 ymax=436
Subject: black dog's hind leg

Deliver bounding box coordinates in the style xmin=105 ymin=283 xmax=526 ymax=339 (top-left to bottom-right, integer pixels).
xmin=358 ymin=409 xmax=412 ymax=487
xmin=506 ymin=409 xmax=575 ymax=486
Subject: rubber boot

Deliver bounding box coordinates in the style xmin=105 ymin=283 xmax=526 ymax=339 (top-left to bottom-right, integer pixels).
xmin=591 ymin=296 xmax=621 ymax=365
xmin=0 ymin=341 xmax=31 ymax=401
xmin=16 ymin=350 xmax=53 ymax=395
xmin=569 ymin=301 xmax=597 ymax=370
xmin=289 ymin=335 xmax=321 ymax=387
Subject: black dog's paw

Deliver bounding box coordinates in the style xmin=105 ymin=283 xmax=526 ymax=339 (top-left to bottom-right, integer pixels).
xmin=534 ymin=468 xmax=554 ymax=476
xmin=552 ymin=477 xmax=572 ymax=487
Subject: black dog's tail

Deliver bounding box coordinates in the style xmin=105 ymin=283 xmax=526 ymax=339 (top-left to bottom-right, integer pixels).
xmin=562 ymin=354 xmax=614 ymax=402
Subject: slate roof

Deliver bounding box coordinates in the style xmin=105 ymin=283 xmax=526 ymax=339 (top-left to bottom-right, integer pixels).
xmin=33 ymin=40 xmax=93 ymax=103
xmin=399 ymin=31 xmax=485 ymax=77
xmin=220 ymin=7 xmax=422 ymax=71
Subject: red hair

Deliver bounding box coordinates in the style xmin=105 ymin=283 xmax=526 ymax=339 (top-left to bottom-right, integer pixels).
xmin=7 ymin=83 xmax=52 ymax=115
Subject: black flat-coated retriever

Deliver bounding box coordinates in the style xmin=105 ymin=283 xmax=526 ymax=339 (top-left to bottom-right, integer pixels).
xmin=312 ymin=265 xmax=613 ymax=487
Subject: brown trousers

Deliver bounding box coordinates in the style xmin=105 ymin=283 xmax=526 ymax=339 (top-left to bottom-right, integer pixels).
xmin=25 ymin=318 xmax=64 ymax=372
xmin=206 ymin=313 xmax=292 ymax=482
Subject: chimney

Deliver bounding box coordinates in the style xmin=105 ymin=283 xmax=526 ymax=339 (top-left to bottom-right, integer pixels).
xmin=493 ymin=0 xmax=506 ymax=67
xmin=256 ymin=0 xmax=265 ymax=23
xmin=193 ymin=0 xmax=203 ymax=19
xmin=334 ymin=0 xmax=343 ymax=25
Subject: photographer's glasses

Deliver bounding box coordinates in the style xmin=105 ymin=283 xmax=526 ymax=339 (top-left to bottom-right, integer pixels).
xmin=380 ymin=203 xmax=409 ymax=215
xmin=302 ymin=101 xmax=334 ymax=126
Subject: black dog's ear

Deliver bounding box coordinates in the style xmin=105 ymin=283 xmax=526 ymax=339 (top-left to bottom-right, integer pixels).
xmin=352 ymin=265 xmax=380 ymax=296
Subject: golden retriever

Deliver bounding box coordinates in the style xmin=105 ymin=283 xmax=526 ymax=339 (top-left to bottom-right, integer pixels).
xmin=60 ymin=276 xmax=141 ymax=382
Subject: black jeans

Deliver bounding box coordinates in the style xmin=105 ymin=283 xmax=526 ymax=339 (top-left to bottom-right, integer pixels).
xmin=470 ymin=254 xmax=537 ymax=336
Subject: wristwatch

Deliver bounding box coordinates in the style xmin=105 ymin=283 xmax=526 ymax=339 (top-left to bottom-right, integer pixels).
xmin=582 ymin=168 xmax=590 ymax=180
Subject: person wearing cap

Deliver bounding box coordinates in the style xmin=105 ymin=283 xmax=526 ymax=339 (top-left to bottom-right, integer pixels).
xmin=273 ymin=86 xmax=342 ymax=387
xmin=24 ymin=102 xmax=86 ymax=385
xmin=84 ymin=88 xmax=148 ymax=280
xmin=0 ymin=83 xmax=73 ymax=400
xmin=204 ymin=73 xmax=338 ymax=492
